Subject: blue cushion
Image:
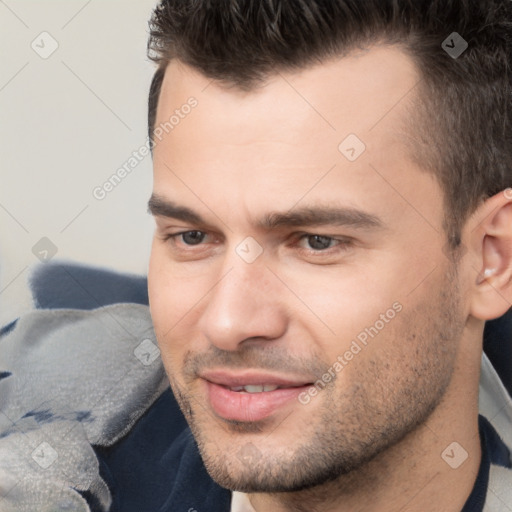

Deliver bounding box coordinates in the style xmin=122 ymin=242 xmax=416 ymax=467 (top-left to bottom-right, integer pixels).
xmin=30 ymin=261 xmax=148 ymax=310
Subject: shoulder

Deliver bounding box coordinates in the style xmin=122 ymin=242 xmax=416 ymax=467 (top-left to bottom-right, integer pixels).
xmin=479 ymin=353 xmax=512 ymax=509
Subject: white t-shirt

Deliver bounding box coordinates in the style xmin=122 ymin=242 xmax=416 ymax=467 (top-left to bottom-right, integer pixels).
xmin=230 ymin=491 xmax=257 ymax=512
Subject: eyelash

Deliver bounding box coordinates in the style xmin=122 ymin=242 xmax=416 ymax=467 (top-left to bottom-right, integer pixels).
xmin=162 ymin=230 xmax=353 ymax=257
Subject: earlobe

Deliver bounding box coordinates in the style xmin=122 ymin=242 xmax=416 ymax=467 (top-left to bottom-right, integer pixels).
xmin=469 ymin=192 xmax=512 ymax=320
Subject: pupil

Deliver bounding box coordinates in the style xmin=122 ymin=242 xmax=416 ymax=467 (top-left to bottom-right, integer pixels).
xmin=308 ymin=235 xmax=331 ymax=250
xmin=183 ymin=231 xmax=204 ymax=245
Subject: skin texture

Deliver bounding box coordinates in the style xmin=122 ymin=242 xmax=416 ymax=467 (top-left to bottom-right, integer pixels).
xmin=148 ymin=46 xmax=512 ymax=512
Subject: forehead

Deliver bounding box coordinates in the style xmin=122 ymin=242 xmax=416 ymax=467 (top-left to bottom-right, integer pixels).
xmin=152 ymin=45 xmax=441 ymax=233
xmin=155 ymin=44 xmax=420 ymax=141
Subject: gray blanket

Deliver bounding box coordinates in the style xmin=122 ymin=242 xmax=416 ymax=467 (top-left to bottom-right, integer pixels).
xmin=0 ymin=304 xmax=168 ymax=511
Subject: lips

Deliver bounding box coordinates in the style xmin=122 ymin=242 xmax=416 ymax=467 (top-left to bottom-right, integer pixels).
xmin=200 ymin=370 xmax=314 ymax=422
xmin=201 ymin=370 xmax=312 ymax=388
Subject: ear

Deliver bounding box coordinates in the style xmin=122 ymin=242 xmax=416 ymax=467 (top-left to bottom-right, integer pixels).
xmin=467 ymin=189 xmax=512 ymax=320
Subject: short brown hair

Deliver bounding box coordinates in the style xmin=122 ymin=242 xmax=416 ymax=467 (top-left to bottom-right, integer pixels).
xmin=147 ymin=0 xmax=512 ymax=247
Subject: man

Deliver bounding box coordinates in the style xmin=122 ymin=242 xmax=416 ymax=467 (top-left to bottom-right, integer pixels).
xmin=145 ymin=0 xmax=512 ymax=510
xmin=0 ymin=1 xmax=511 ymax=511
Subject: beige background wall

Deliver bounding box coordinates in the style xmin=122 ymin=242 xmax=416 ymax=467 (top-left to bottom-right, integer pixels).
xmin=0 ymin=0 xmax=158 ymax=325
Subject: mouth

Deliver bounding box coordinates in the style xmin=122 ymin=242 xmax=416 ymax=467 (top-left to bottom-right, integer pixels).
xmin=200 ymin=370 xmax=315 ymax=422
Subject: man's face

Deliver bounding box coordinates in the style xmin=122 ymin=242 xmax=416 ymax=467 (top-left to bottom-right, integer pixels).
xmin=148 ymin=46 xmax=468 ymax=492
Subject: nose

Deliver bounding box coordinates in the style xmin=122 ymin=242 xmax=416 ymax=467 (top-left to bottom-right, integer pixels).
xmin=198 ymin=255 xmax=288 ymax=351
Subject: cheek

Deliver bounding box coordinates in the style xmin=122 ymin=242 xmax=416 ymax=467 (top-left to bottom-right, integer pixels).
xmin=148 ymin=246 xmax=208 ymax=359
xmin=149 ymin=245 xmax=195 ymax=320
xmin=278 ymin=262 xmax=402 ymax=348
xmin=148 ymin=249 xmax=183 ymax=349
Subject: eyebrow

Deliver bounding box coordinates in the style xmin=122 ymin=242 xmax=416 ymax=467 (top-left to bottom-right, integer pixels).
xmin=148 ymin=194 xmax=205 ymax=224
xmin=259 ymin=207 xmax=384 ymax=231
xmin=147 ymin=194 xmax=384 ymax=231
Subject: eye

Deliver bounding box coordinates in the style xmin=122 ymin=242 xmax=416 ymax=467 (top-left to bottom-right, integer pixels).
xmin=160 ymin=229 xmax=220 ymax=261
xmin=301 ymin=234 xmax=338 ymax=251
xmin=178 ymin=230 xmax=207 ymax=245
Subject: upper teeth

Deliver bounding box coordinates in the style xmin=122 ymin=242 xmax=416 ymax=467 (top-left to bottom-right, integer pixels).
xmin=230 ymin=385 xmax=279 ymax=393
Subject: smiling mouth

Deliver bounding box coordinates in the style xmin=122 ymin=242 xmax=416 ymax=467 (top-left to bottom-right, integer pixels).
xmin=203 ymin=379 xmax=315 ymax=422
xmin=198 ymin=368 xmax=317 ymax=421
